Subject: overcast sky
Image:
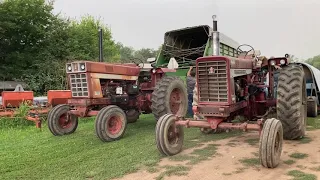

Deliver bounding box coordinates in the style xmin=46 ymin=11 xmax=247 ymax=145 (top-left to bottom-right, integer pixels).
xmin=53 ymin=0 xmax=320 ymax=60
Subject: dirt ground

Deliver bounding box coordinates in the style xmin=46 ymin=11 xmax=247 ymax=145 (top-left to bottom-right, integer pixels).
xmin=116 ymin=129 xmax=320 ymax=180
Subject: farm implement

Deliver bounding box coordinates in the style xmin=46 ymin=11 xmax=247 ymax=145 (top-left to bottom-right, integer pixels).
xmin=0 ymin=90 xmax=71 ymax=128
xmin=155 ymin=15 xmax=312 ymax=169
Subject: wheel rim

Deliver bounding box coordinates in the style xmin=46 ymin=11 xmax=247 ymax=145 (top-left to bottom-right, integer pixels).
xmin=274 ymin=130 xmax=281 ymax=157
xmin=167 ymin=125 xmax=181 ymax=145
xmin=58 ymin=114 xmax=73 ymax=129
xmin=107 ymin=115 xmax=122 ymax=135
xmin=170 ymin=88 xmax=183 ymax=114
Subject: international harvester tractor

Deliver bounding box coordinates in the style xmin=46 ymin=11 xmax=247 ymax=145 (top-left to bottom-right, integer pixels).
xmin=155 ymin=16 xmax=308 ymax=168
xmin=47 ymin=30 xmax=190 ymax=142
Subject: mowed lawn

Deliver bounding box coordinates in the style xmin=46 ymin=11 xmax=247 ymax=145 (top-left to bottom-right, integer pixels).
xmin=1 ymin=115 xmax=319 ymax=180
xmin=0 ymin=114 xmax=241 ymax=180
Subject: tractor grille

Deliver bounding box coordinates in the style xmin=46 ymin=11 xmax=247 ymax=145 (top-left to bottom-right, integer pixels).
xmin=69 ymin=73 xmax=89 ymax=97
xmin=198 ymin=60 xmax=228 ymax=102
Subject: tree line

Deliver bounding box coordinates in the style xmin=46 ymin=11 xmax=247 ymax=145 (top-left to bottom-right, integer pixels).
xmin=1 ymin=0 xmax=320 ymax=96
xmin=0 ymin=0 xmax=158 ymax=95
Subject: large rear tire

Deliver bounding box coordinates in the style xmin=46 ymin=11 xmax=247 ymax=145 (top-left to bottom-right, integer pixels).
xmin=95 ymin=105 xmax=127 ymax=142
xmin=151 ymin=76 xmax=188 ymax=120
xmin=307 ymin=96 xmax=318 ymax=117
xmin=155 ymin=114 xmax=184 ymax=156
xmin=259 ymin=118 xmax=283 ymax=168
xmin=47 ymin=104 xmax=78 ymax=136
xmin=276 ymin=64 xmax=307 ymax=140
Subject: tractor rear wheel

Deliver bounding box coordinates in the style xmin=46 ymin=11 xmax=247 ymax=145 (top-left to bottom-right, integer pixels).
xmin=126 ymin=109 xmax=140 ymax=123
xmin=259 ymin=118 xmax=283 ymax=168
xmin=307 ymin=96 xmax=318 ymax=117
xmin=151 ymin=76 xmax=188 ymax=120
xmin=155 ymin=113 xmax=184 ymax=156
xmin=95 ymin=105 xmax=127 ymax=142
xmin=276 ymin=65 xmax=307 ymax=140
xmin=47 ymin=104 xmax=78 ymax=136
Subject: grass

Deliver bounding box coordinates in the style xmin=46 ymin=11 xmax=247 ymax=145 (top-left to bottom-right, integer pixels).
xmin=287 ymin=170 xmax=317 ymax=180
xmin=310 ymin=166 xmax=320 ymax=172
xmin=284 ymin=159 xmax=296 ymax=165
xmin=239 ymin=158 xmax=260 ymax=166
xmin=0 ymin=114 xmax=240 ymax=180
xmin=245 ymin=138 xmax=259 ymax=146
xmin=155 ymin=165 xmax=191 ymax=180
xmin=289 ymin=153 xmax=309 ymax=159
xmin=298 ymin=136 xmax=312 ymax=144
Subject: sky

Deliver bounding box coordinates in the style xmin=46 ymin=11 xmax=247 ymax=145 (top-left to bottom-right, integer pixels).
xmin=53 ymin=0 xmax=320 ymax=60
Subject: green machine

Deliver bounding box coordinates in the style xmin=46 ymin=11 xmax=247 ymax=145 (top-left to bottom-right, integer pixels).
xmin=151 ymin=24 xmax=240 ymax=82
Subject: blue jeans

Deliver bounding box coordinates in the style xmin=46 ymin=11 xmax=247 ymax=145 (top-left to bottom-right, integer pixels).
xmin=188 ymin=93 xmax=193 ymax=116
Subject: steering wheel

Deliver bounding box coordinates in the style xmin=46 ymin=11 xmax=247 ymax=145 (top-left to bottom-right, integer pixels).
xmin=236 ymin=44 xmax=255 ymax=59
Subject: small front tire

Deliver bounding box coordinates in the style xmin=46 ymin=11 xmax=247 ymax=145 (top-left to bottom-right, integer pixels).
xmin=155 ymin=114 xmax=184 ymax=156
xmin=95 ymin=105 xmax=127 ymax=142
xmin=259 ymin=118 xmax=283 ymax=168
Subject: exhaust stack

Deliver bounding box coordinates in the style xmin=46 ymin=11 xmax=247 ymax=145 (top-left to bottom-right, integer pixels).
xmin=98 ymin=28 xmax=103 ymax=62
xmin=212 ymin=15 xmax=220 ymax=56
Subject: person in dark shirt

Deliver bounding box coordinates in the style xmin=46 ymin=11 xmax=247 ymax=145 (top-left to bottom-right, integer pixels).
xmin=187 ymin=66 xmax=196 ymax=117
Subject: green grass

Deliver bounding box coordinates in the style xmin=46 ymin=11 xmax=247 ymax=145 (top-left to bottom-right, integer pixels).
xmin=284 ymin=159 xmax=296 ymax=165
xmin=239 ymin=158 xmax=260 ymax=166
xmin=298 ymin=137 xmax=312 ymax=144
xmin=0 ymin=114 xmax=240 ymax=180
xmin=287 ymin=170 xmax=317 ymax=180
xmin=307 ymin=117 xmax=320 ymax=129
xmin=155 ymin=165 xmax=191 ymax=180
xmin=310 ymin=166 xmax=320 ymax=172
xmin=289 ymin=153 xmax=309 ymax=159
xmin=245 ymin=138 xmax=259 ymax=146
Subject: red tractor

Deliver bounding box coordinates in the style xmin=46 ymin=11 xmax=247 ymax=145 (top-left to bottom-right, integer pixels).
xmin=47 ymin=60 xmax=188 ymax=141
xmin=155 ymin=16 xmax=307 ymax=168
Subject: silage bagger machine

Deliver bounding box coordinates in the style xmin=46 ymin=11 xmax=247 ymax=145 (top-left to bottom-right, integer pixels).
xmin=155 ymin=15 xmax=315 ymax=169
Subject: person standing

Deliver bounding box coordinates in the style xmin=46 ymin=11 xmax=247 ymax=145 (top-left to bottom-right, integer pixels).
xmin=187 ymin=66 xmax=196 ymax=117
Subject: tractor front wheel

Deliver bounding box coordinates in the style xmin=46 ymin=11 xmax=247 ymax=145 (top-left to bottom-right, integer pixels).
xmin=259 ymin=118 xmax=283 ymax=168
xmin=155 ymin=114 xmax=184 ymax=156
xmin=47 ymin=104 xmax=78 ymax=136
xmin=95 ymin=105 xmax=127 ymax=142
xmin=151 ymin=76 xmax=188 ymax=120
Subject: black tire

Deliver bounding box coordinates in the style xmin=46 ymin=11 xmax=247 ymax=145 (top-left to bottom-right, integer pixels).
xmin=155 ymin=113 xmax=184 ymax=156
xmin=95 ymin=105 xmax=127 ymax=142
xmin=47 ymin=104 xmax=78 ymax=136
xmin=259 ymin=118 xmax=283 ymax=168
xmin=151 ymin=76 xmax=188 ymax=120
xmin=276 ymin=65 xmax=307 ymax=140
xmin=307 ymin=96 xmax=318 ymax=117
xmin=126 ymin=109 xmax=140 ymax=123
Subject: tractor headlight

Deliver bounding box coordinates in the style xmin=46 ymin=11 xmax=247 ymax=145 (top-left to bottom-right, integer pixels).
xmin=67 ymin=64 xmax=72 ymax=72
xmin=80 ymin=63 xmax=85 ymax=70
xmin=270 ymin=60 xmax=276 ymax=66
xmin=280 ymin=59 xmax=286 ymax=65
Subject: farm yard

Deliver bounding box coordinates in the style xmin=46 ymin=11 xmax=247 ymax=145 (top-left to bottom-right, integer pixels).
xmin=1 ymin=115 xmax=320 ymax=180
xmin=2 ymin=1 xmax=320 ymax=180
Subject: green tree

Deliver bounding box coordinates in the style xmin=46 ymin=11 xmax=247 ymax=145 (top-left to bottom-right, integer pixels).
xmin=0 ymin=0 xmax=59 ymax=80
xmin=306 ymin=55 xmax=320 ymax=69
xmin=133 ymin=48 xmax=158 ymax=62
xmin=67 ymin=15 xmax=120 ymax=62
xmin=116 ymin=42 xmax=135 ymax=63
